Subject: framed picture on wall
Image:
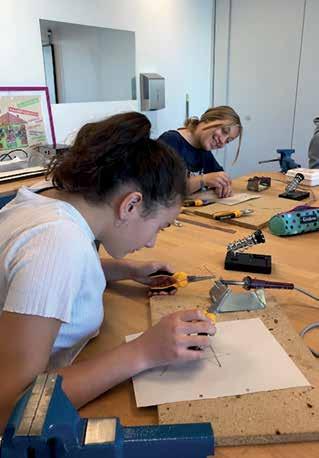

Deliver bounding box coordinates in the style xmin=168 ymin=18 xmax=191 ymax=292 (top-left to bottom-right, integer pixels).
xmin=0 ymin=86 xmax=56 ymax=180
xmin=0 ymin=86 xmax=56 ymax=152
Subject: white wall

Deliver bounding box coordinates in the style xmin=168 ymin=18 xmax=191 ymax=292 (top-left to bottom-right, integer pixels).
xmin=213 ymin=0 xmax=319 ymax=178
xmin=0 ymin=0 xmax=214 ymax=142
xmin=292 ymin=0 xmax=319 ymax=166
xmin=214 ymin=0 xmax=307 ymax=177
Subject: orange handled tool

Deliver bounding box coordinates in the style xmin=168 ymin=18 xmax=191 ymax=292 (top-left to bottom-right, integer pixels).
xmin=149 ymin=270 xmax=217 ymax=323
xmin=149 ymin=270 xmax=214 ymax=292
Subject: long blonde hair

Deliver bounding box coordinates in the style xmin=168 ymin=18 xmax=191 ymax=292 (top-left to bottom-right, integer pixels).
xmin=184 ymin=106 xmax=242 ymax=162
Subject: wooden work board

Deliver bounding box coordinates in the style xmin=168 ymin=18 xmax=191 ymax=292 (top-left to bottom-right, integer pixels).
xmin=150 ymin=293 xmax=319 ymax=446
xmin=184 ymin=174 xmax=317 ymax=230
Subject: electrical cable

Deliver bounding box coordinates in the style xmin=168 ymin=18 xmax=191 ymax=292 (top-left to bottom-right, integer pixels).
xmin=299 ymin=322 xmax=319 ymax=357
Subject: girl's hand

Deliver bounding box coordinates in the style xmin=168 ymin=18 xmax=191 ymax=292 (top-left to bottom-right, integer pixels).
xmin=130 ymin=261 xmax=177 ymax=293
xmin=205 ymin=171 xmax=233 ymax=198
xmin=134 ymin=309 xmax=217 ymax=369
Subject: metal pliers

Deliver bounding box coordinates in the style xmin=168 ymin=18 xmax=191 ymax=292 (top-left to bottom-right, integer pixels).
xmin=149 ymin=270 xmax=217 ymax=323
xmin=149 ymin=270 xmax=213 ymax=291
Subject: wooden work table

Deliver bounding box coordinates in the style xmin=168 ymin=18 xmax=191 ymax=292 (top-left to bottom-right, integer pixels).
xmin=0 ymin=175 xmax=46 ymax=196
xmin=2 ymin=172 xmax=319 ymax=457
xmin=76 ymin=172 xmax=319 ymax=457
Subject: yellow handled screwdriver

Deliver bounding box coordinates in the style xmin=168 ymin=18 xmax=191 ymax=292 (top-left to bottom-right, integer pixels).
xmin=212 ymin=208 xmax=254 ymax=220
xmin=184 ymin=199 xmax=215 ymax=207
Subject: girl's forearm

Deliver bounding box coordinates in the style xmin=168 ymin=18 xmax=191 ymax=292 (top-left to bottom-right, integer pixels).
xmin=101 ymin=258 xmax=136 ymax=282
xmin=57 ymin=338 xmax=148 ymax=409
xmin=187 ymin=174 xmax=203 ymax=194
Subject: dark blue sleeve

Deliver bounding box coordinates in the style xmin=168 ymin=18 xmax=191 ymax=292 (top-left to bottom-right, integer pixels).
xmin=159 ymin=130 xmax=224 ymax=173
xmin=203 ymin=153 xmax=224 ymax=173
xmin=158 ymin=131 xmax=183 ymax=153
xmin=158 ymin=131 xmax=190 ymax=168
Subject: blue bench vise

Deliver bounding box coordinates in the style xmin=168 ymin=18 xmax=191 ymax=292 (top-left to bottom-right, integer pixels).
xmin=0 ymin=373 xmax=214 ymax=458
xmin=259 ymin=149 xmax=301 ymax=173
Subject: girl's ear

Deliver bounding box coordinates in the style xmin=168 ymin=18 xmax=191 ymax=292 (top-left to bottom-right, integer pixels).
xmin=118 ymin=192 xmax=143 ymax=221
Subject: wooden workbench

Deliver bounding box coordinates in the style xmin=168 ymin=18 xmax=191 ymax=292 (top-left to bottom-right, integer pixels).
xmin=4 ymin=173 xmax=318 ymax=457
xmin=77 ymin=172 xmax=319 ymax=457
xmin=0 ymin=176 xmax=46 ymax=196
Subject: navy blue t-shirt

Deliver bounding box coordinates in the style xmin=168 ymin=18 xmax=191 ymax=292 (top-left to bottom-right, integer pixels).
xmin=158 ymin=130 xmax=223 ymax=175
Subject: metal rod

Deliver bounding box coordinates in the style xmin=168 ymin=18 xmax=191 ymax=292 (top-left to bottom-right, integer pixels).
xmin=202 ymin=265 xmax=216 ymax=279
xmin=221 ymin=279 xmax=245 ymax=287
xmin=258 ymin=158 xmax=279 ymax=164
xmin=294 ymin=286 xmax=319 ymax=301
xmin=210 ymin=345 xmax=222 ymax=368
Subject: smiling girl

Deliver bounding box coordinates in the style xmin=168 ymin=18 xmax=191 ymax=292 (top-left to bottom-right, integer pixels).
xmin=159 ymin=106 xmax=242 ymax=198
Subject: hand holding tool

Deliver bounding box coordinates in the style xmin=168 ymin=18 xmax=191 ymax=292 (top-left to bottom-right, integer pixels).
xmin=189 ymin=306 xmax=219 ymax=362
xmin=212 ymin=208 xmax=254 ymax=220
xmin=149 ymin=270 xmax=218 ymax=354
xmin=149 ymin=270 xmax=214 ymax=294
xmin=184 ymin=198 xmax=215 ymax=207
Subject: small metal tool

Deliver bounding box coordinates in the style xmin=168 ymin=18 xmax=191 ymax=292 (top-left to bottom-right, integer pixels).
xmin=209 ymin=344 xmax=222 ymax=367
xmin=149 ymin=270 xmax=214 ymax=294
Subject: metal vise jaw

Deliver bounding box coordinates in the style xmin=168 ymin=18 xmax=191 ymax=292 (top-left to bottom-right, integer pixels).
xmin=259 ymin=149 xmax=301 ymax=173
xmin=1 ymin=373 xmax=214 ymax=458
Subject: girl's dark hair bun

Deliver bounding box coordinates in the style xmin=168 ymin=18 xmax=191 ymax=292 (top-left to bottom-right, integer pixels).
xmin=47 ymin=111 xmax=186 ymax=212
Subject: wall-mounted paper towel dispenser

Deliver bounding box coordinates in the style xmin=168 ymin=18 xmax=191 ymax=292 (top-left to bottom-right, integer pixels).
xmin=140 ymin=73 xmax=165 ymax=111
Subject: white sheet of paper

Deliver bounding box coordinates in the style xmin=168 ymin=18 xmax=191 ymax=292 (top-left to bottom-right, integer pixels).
xmin=126 ymin=318 xmax=310 ymax=407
